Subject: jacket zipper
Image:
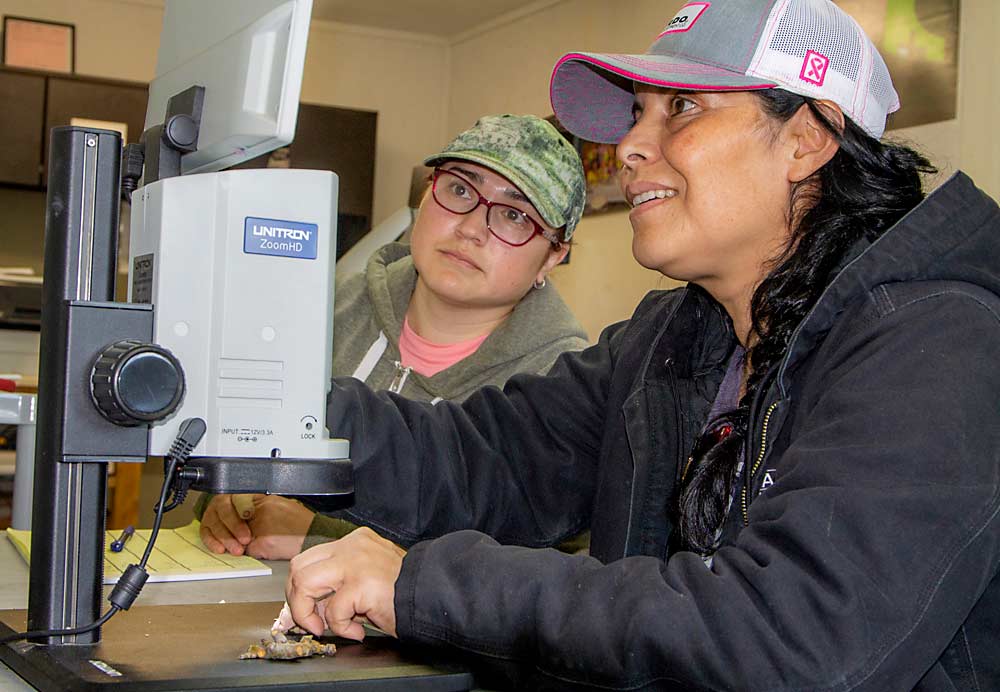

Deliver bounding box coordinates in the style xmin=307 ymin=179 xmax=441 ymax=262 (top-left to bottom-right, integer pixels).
xmin=388 ymin=360 xmax=412 ymax=394
xmin=741 ymin=400 xmax=779 ymax=525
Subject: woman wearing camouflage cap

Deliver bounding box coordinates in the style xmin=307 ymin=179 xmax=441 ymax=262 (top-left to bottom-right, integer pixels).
xmin=283 ymin=1 xmax=999 ymax=688
xmin=197 ymin=115 xmax=589 ymax=559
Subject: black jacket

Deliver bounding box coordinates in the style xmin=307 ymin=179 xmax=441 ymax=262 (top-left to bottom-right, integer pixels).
xmin=326 ymin=172 xmax=1000 ymax=690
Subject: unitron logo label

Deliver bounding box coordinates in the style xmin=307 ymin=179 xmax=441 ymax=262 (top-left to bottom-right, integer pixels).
xmin=244 ymin=217 xmax=319 ymax=259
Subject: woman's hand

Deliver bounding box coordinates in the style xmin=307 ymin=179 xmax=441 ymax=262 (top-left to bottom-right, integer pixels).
xmin=199 ymin=494 xmax=253 ymax=555
xmin=245 ymin=495 xmax=315 ymax=560
xmin=200 ymin=494 xmax=317 ymax=559
xmin=286 ymin=527 xmax=405 ymax=641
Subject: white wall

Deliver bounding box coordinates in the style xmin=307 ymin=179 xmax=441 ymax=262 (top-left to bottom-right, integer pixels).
xmin=956 ymin=0 xmax=1000 ymax=197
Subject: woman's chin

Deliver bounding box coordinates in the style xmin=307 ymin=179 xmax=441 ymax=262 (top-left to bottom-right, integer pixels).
xmin=631 ymin=238 xmax=670 ymax=273
xmin=630 ymin=245 xmax=690 ymax=284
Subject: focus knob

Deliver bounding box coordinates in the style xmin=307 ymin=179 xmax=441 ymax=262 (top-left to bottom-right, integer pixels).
xmin=91 ymin=340 xmax=185 ymax=426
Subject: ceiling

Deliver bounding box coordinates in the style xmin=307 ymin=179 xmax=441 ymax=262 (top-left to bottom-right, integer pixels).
xmin=309 ymin=0 xmax=545 ymax=37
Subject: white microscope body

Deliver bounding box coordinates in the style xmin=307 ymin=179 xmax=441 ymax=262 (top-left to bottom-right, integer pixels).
xmin=129 ymin=168 xmax=349 ymax=462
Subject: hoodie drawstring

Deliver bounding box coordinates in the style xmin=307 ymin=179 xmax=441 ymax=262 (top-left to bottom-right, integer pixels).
xmin=352 ymin=331 xmax=388 ymax=383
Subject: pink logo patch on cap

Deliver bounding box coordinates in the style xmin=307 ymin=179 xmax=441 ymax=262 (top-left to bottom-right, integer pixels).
xmin=800 ymin=50 xmax=830 ymax=86
xmin=657 ymin=2 xmax=711 ymax=37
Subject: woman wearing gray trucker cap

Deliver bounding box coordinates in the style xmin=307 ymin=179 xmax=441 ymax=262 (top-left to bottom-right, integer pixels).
xmin=284 ymin=1 xmax=1000 ymax=689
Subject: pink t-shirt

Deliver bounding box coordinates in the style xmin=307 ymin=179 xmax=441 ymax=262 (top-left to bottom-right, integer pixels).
xmin=398 ymin=316 xmax=489 ymax=377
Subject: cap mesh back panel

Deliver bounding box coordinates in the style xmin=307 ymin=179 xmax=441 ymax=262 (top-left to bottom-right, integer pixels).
xmin=868 ymin=51 xmax=899 ymax=113
xmin=770 ymin=0 xmax=862 ymax=80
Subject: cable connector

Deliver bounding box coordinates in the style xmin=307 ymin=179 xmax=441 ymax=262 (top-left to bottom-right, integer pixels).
xmin=169 ymin=417 xmax=207 ymax=460
xmin=157 ymin=417 xmax=207 ymax=513
xmin=120 ymin=142 xmax=145 ymax=204
xmin=107 ymin=564 xmax=149 ymax=611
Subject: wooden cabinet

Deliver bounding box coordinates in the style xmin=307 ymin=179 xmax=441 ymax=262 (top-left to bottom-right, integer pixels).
xmin=297 ymin=105 xmax=377 ymax=260
xmin=292 ymin=104 xmax=376 ymax=219
xmin=0 ymin=70 xmax=46 ymax=186
xmin=235 ymin=103 xmax=377 ymax=259
xmin=43 ymin=74 xmax=148 ymax=179
xmin=0 ymin=67 xmax=147 ymax=188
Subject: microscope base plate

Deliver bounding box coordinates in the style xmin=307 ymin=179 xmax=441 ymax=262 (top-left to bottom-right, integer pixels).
xmin=0 ymin=601 xmax=472 ymax=691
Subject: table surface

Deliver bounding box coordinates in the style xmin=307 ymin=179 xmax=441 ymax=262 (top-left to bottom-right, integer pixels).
xmin=0 ymin=533 xmax=484 ymax=692
xmin=0 ymin=532 xmax=292 ymax=691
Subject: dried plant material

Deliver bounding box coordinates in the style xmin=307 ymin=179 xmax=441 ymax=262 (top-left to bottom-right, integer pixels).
xmin=239 ymin=632 xmax=337 ymax=661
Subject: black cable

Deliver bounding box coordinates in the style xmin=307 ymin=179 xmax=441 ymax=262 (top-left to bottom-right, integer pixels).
xmin=0 ymin=472 xmax=173 ymax=646
xmin=0 ymin=606 xmax=120 ymax=645
xmin=0 ymin=418 xmax=206 ymax=646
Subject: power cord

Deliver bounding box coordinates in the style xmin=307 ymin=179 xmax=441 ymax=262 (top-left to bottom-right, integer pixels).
xmin=0 ymin=418 xmax=206 ymax=645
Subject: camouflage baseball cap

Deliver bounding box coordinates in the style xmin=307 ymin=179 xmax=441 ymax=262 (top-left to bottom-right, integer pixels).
xmin=424 ymin=114 xmax=586 ymax=239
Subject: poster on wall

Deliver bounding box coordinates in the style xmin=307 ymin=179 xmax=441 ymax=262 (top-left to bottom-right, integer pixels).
xmin=2 ymin=16 xmax=76 ymax=73
xmin=837 ymin=0 xmax=959 ymax=131
xmin=557 ymin=0 xmax=960 ymax=215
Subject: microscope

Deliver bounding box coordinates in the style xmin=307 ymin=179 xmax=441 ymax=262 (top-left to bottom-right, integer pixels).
xmin=0 ymin=0 xmax=472 ymax=689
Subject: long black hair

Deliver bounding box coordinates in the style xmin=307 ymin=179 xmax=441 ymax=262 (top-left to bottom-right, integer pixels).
xmin=676 ymin=90 xmax=936 ymax=555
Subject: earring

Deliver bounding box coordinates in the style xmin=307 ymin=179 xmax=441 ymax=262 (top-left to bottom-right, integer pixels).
xmin=533 ymin=277 xmax=546 ymax=289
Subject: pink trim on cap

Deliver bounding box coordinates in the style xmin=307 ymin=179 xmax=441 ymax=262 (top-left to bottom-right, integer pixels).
xmin=551 ymin=53 xmax=776 ymax=94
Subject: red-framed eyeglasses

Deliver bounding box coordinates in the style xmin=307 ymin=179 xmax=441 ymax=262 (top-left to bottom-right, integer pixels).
xmin=431 ymin=168 xmax=561 ymax=247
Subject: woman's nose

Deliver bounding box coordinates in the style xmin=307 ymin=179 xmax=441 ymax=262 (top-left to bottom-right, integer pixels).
xmin=454 ymin=203 xmax=490 ymax=243
xmin=617 ymin=118 xmax=656 ymax=170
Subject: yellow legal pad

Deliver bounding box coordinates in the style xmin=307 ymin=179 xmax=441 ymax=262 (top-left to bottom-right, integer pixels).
xmin=5 ymin=520 xmax=271 ymax=584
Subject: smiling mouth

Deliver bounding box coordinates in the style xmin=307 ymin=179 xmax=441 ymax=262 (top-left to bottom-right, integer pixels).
xmin=631 ymin=189 xmax=678 ymax=207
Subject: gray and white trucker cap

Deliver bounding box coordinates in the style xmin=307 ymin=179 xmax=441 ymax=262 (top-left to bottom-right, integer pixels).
xmin=550 ymin=0 xmax=900 ymax=142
